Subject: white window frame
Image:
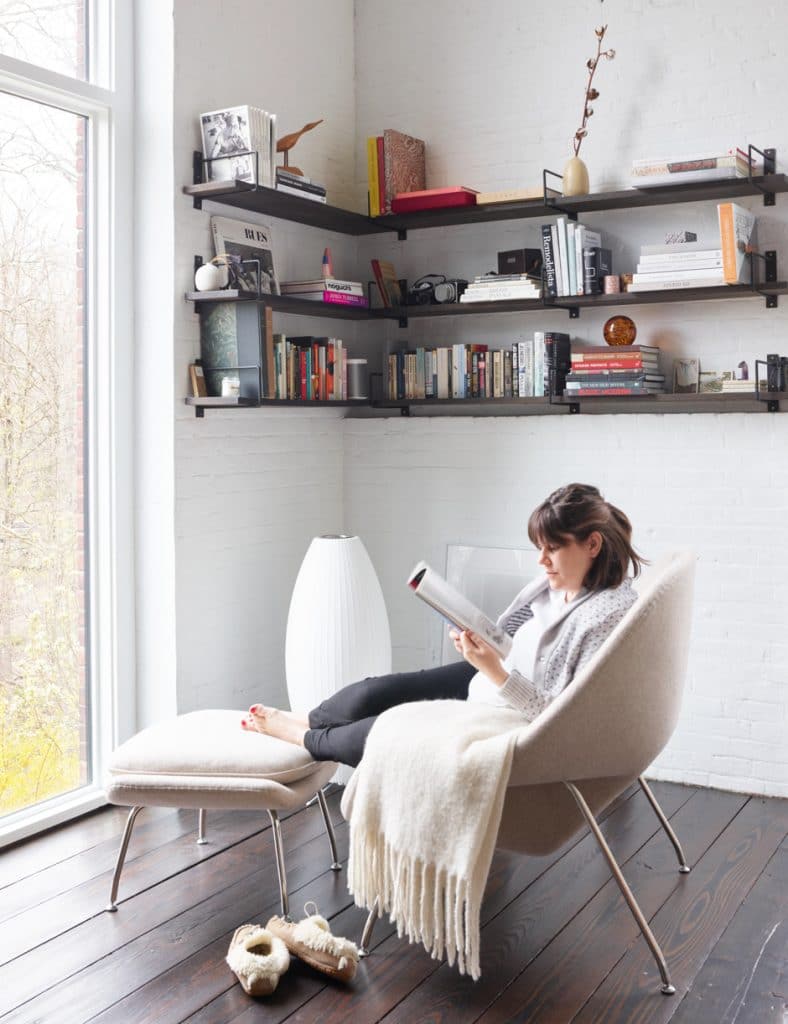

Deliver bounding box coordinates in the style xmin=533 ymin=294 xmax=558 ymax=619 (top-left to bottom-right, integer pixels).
xmin=0 ymin=0 xmax=134 ymax=846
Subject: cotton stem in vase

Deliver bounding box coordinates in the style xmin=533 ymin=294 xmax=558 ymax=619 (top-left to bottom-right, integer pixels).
xmin=563 ymin=14 xmax=615 ymax=196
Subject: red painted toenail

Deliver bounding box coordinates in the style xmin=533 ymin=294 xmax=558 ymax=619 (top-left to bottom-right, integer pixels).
xmin=250 ymin=705 xmax=259 ymax=713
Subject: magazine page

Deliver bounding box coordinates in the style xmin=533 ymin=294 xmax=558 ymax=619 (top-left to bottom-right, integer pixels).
xmin=200 ymin=106 xmax=254 ymax=183
xmin=407 ymin=561 xmax=513 ymax=658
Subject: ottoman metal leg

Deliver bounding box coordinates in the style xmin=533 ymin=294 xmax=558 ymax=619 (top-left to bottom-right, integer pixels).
xmin=359 ymin=898 xmax=379 ymax=957
xmin=315 ymin=788 xmax=342 ymax=871
xmin=106 ymin=806 xmax=144 ymax=912
xmin=267 ymin=809 xmax=290 ymax=919
xmin=197 ymin=808 xmax=207 ymax=845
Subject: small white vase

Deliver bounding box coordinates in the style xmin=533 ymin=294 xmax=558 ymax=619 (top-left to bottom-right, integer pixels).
xmin=562 ymin=156 xmax=590 ymax=197
xmin=194 ymin=261 xmax=229 ymax=292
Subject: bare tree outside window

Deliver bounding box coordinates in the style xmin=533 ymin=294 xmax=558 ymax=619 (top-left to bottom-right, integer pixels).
xmin=0 ymin=0 xmax=85 ymax=80
xmin=0 ymin=0 xmax=87 ymax=816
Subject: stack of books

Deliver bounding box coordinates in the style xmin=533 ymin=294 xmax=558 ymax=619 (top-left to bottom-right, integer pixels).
xmin=628 ymin=241 xmax=726 ymax=292
xmin=541 ymin=218 xmax=611 ymax=297
xmin=565 ymin=345 xmax=665 ymax=396
xmin=366 ymin=129 xmax=426 ymax=216
xmin=630 ymin=147 xmax=763 ymax=188
xmin=280 ymin=278 xmax=368 ymax=308
xmin=199 ymin=105 xmax=276 ymax=186
xmin=720 ymin=376 xmax=761 ymax=394
xmin=459 ymin=274 xmax=541 ymax=303
xmin=275 ymin=168 xmax=327 ymax=203
xmin=629 ymin=203 xmax=757 ymax=292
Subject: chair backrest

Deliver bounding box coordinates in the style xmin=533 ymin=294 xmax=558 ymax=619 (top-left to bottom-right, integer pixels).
xmin=497 ymin=550 xmax=696 ymax=855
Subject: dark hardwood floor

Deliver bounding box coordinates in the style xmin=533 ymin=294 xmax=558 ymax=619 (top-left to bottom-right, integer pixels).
xmin=1 ymin=782 xmax=786 ymax=1023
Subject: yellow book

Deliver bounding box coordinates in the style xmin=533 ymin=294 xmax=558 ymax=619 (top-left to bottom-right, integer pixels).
xmin=367 ymin=136 xmax=380 ymax=217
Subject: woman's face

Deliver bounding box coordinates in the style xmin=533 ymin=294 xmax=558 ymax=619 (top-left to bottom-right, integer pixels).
xmin=536 ymin=533 xmax=601 ymax=593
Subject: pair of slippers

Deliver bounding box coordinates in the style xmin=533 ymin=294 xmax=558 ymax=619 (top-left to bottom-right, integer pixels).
xmin=226 ymin=902 xmax=360 ymax=997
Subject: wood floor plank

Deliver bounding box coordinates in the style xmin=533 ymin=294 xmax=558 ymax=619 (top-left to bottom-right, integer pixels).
xmin=292 ymin=783 xmax=694 ymax=1024
xmin=0 ymin=806 xmax=216 ymax=924
xmin=0 ymin=803 xmax=337 ymax=1010
xmin=571 ymin=794 xmax=788 ymax=1024
xmin=475 ymin=787 xmax=747 ymax=1023
xmin=0 ymin=805 xmax=137 ymax=890
xmin=669 ymin=836 xmax=788 ymax=1024
xmin=86 ymin=826 xmax=352 ymax=1024
xmin=2 ymin=805 xmax=347 ymax=1023
xmin=0 ymin=807 xmax=271 ymax=967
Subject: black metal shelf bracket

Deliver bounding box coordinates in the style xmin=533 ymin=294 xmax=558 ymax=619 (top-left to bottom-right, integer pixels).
xmin=749 ymin=249 xmax=778 ymax=307
xmin=542 ymin=168 xmax=578 ymax=221
xmin=755 ymin=358 xmax=785 ymax=411
xmin=748 ymin=146 xmax=777 ymax=205
xmin=569 ymin=402 xmax=581 ymax=414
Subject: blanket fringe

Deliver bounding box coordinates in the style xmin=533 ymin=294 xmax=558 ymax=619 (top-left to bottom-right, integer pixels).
xmin=348 ymin=826 xmax=482 ymax=979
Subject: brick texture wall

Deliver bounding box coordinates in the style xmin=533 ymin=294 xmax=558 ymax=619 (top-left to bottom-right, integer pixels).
xmin=168 ymin=0 xmax=787 ymax=796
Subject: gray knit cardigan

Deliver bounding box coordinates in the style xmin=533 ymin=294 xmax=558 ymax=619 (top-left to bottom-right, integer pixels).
xmin=495 ymin=576 xmax=637 ymax=722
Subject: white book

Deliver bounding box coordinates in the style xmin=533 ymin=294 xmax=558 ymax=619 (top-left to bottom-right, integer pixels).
xmin=407 ymin=562 xmax=513 ymax=658
xmin=632 ymin=266 xmax=725 ymax=283
xmin=640 ymin=241 xmax=724 ymax=257
xmin=533 ymin=331 xmax=546 ymax=397
xmin=639 ymin=249 xmax=722 ymax=264
xmin=636 ymin=259 xmax=723 ymax=273
xmin=555 ymin=217 xmax=569 ymax=296
xmin=627 ymin=277 xmax=727 ymax=292
xmin=437 ymin=348 xmax=450 ymax=399
xmin=566 ymin=222 xmax=577 ymax=296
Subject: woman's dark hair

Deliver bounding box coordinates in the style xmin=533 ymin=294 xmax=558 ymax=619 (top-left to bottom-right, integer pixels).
xmin=527 ymin=483 xmax=646 ymax=591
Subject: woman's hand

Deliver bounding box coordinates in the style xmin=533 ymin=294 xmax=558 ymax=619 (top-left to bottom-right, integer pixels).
xmin=449 ymin=629 xmax=509 ymax=687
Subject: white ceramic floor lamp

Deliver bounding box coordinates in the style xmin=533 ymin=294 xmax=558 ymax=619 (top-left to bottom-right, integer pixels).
xmin=285 ymin=535 xmax=391 ymax=780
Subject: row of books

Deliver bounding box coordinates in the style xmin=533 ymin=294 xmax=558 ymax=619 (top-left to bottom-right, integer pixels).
xmin=630 ymin=146 xmax=764 ymax=189
xmin=366 ymin=129 xmax=426 ymax=217
xmin=272 ymin=335 xmax=350 ymax=401
xmin=541 ymin=218 xmax=611 ymax=298
xmin=200 ymin=104 xmax=276 ymax=187
xmin=386 ymin=333 xmax=570 ymax=400
xmin=565 ymin=345 xmax=665 ymax=396
xmin=628 ymin=203 xmax=756 ymax=291
xmin=275 ymin=168 xmax=327 ymax=203
xmin=280 ymin=277 xmax=368 ymax=308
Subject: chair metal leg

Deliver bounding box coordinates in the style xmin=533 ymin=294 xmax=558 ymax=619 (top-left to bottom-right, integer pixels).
xmin=267 ymin=809 xmax=290 ymax=920
xmin=638 ymin=777 xmax=690 ymax=873
xmin=565 ymin=782 xmax=676 ymax=995
xmin=106 ymin=806 xmax=144 ymax=912
xmin=197 ymin=808 xmax=207 ymax=845
xmin=315 ymin=788 xmax=342 ymax=871
xmin=359 ymin=897 xmax=379 ymax=957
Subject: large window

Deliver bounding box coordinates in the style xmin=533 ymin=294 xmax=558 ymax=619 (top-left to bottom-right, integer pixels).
xmin=0 ymin=1 xmax=132 ymax=843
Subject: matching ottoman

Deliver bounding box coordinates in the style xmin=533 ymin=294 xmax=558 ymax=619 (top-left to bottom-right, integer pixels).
xmin=104 ymin=709 xmax=340 ymax=915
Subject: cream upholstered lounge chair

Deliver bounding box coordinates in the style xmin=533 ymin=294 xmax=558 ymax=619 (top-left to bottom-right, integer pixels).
xmin=358 ymin=549 xmax=696 ymax=996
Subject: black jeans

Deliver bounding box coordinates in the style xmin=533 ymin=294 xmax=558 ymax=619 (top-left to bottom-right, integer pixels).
xmin=303 ymin=661 xmax=476 ymax=767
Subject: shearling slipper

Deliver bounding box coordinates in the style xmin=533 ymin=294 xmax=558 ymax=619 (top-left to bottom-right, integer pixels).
xmin=266 ymin=902 xmax=359 ymax=983
xmin=226 ymin=923 xmax=290 ymax=997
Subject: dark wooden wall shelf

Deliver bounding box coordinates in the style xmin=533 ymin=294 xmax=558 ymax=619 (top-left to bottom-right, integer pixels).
xmin=186 ymin=290 xmax=379 ymax=320
xmin=186 ymin=151 xmax=788 ymax=237
xmin=186 ymin=396 xmax=370 ymax=417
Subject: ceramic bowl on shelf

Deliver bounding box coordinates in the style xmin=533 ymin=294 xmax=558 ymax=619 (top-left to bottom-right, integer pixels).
xmin=603 ymin=315 xmax=637 ymax=346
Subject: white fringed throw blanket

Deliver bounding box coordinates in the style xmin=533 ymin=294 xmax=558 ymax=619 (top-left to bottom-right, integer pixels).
xmin=340 ymin=699 xmax=523 ymax=979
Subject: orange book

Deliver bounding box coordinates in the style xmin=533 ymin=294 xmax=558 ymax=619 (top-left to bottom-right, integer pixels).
xmin=717 ymin=201 xmax=757 ymax=284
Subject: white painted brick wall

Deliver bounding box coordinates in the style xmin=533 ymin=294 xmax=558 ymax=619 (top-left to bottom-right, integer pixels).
xmin=162 ymin=0 xmax=787 ymax=796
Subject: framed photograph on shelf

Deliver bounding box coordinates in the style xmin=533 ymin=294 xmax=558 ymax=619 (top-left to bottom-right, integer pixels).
xmin=672 ymin=357 xmax=700 ymax=394
xmin=211 ymin=215 xmax=279 ymax=295
xmin=200 ymin=106 xmax=254 ymax=183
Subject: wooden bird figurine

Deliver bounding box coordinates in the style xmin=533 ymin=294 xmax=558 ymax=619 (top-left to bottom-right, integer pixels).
xmin=276 ymin=119 xmax=323 ymax=176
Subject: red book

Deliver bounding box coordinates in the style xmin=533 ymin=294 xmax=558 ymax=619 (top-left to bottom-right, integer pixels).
xmin=568 ymin=387 xmax=659 ymax=396
xmin=570 ymin=359 xmax=654 ymax=370
xmin=391 ymin=186 xmax=478 ymax=213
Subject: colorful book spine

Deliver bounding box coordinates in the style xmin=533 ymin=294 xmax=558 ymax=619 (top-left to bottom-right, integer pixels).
xmin=367 ymin=136 xmax=380 ymax=216
xmin=541 ymin=225 xmax=557 ymax=297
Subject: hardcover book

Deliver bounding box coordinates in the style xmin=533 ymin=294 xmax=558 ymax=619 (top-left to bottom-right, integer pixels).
xmin=717 ymin=202 xmax=757 ymax=284
xmin=391 ymin=186 xmax=477 ymax=213
xmin=382 ymin=129 xmax=426 ymax=216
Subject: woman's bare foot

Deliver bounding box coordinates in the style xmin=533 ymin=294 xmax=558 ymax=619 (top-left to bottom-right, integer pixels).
xmin=240 ymin=705 xmax=309 ymax=747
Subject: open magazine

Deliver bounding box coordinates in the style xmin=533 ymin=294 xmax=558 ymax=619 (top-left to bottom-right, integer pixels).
xmin=407 ymin=561 xmax=513 ymax=659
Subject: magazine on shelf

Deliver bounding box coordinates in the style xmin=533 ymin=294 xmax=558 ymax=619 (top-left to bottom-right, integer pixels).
xmin=407 ymin=561 xmax=513 ymax=658
xmin=210 ymin=216 xmax=279 ymax=295
xmin=200 ymin=105 xmax=276 ymax=186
